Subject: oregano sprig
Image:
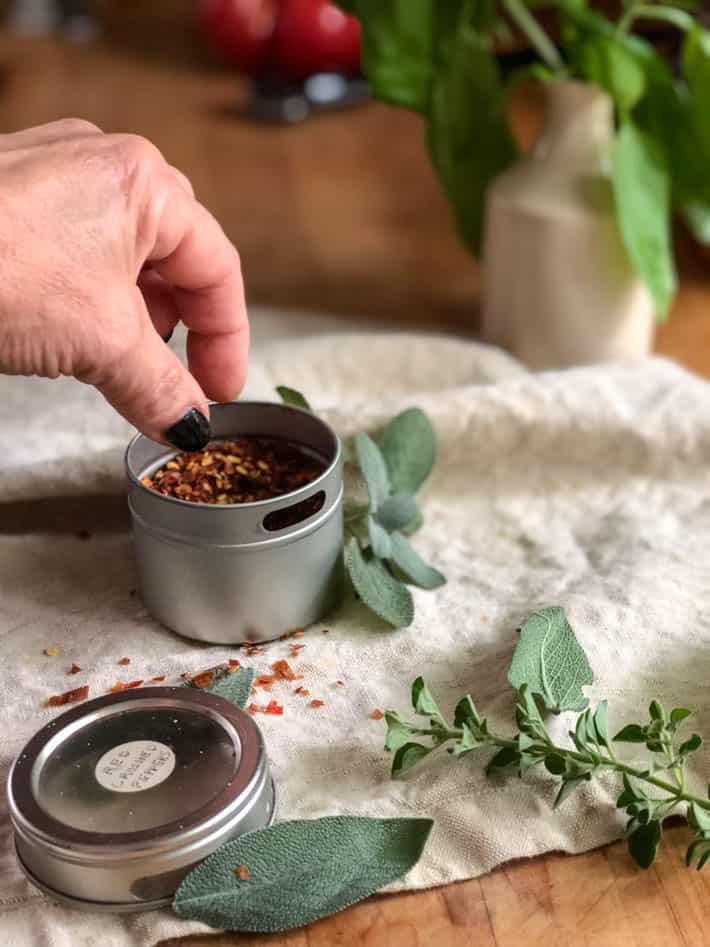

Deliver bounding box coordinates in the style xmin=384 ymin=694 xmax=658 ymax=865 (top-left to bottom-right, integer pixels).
xmin=277 ymin=387 xmax=446 ymax=628
xmin=384 ymin=606 xmax=710 ymax=872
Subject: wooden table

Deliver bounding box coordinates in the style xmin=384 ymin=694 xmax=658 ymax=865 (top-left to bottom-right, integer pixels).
xmin=1 ymin=31 xmax=710 ymax=947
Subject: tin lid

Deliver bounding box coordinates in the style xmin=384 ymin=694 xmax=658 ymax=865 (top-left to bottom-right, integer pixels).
xmin=8 ymin=687 xmax=274 ymax=909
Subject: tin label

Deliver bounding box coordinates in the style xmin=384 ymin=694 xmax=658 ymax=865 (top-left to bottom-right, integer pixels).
xmin=95 ymin=740 xmax=176 ymax=793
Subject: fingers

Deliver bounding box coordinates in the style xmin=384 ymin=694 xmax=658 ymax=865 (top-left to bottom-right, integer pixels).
xmin=145 ymin=177 xmax=249 ymax=404
xmin=93 ymin=287 xmax=211 ymax=448
xmin=0 ymin=118 xmax=102 ymax=151
xmin=138 ymin=269 xmax=180 ymax=342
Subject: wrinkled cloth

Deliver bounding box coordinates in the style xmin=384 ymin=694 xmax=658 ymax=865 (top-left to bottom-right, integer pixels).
xmin=2 ymin=309 xmax=710 ymax=946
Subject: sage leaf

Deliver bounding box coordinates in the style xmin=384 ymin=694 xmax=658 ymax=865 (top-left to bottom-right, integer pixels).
xmin=208 ymin=668 xmax=255 ymax=709
xmin=368 ymin=516 xmax=392 ymax=559
xmin=355 ymin=432 xmax=390 ymax=510
xmin=345 ymin=538 xmax=414 ymax=628
xmin=612 ymin=120 xmax=675 ymax=318
xmin=173 ymin=816 xmax=433 ymax=932
xmin=390 ymin=532 xmax=446 ymax=590
xmin=392 ymin=742 xmax=433 ymax=775
xmin=376 ymin=494 xmax=419 ymax=532
xmin=275 ymin=386 xmax=311 ymax=411
xmin=627 ymin=820 xmax=661 ymax=870
xmin=508 ymin=607 xmax=593 ymax=713
xmin=380 ymin=408 xmax=436 ymax=495
xmin=401 ymin=509 xmax=424 ymax=536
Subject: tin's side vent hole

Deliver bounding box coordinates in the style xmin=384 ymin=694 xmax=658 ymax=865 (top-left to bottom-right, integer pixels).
xmin=262 ymin=491 xmax=326 ymax=532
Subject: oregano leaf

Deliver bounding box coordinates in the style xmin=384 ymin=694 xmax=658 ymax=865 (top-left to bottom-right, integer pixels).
xmin=613 ymin=723 xmax=647 ymax=743
xmin=454 ymin=695 xmax=480 ymax=730
xmin=355 ymin=432 xmax=390 ymax=510
xmin=554 ymin=776 xmax=587 ymax=809
xmin=368 ymin=516 xmax=392 ymax=559
xmin=384 ymin=711 xmax=417 ymax=753
xmin=392 ymin=742 xmax=433 ymax=776
xmin=627 ymin=820 xmax=661 ymax=870
xmin=411 ymin=677 xmax=444 ymax=720
xmin=680 ymin=734 xmax=702 ymax=756
xmin=376 ymin=494 xmax=419 ymax=532
xmin=507 ymin=607 xmax=593 ymax=713
xmin=275 ymin=386 xmax=311 ymax=411
xmin=670 ymin=707 xmax=691 ymax=727
xmin=345 ymin=538 xmax=414 ymax=628
xmin=485 ymin=746 xmax=520 ymax=775
xmin=173 ymin=816 xmax=433 ymax=932
xmin=380 ymin=408 xmax=436 ymax=494
xmin=390 ymin=532 xmax=446 ymax=590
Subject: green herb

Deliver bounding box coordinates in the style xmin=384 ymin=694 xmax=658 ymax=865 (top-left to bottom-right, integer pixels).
xmin=276 ymin=386 xmax=311 ymax=411
xmin=384 ymin=606 xmax=710 ymax=871
xmin=334 ymin=0 xmax=710 ymax=317
xmin=183 ymin=666 xmax=255 ymax=710
xmin=276 ymin=387 xmax=446 ymax=629
xmin=173 ymin=816 xmax=433 ymax=932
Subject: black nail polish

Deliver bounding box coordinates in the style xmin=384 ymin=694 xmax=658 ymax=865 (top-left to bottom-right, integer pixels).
xmin=165 ymin=408 xmax=210 ymax=451
xmin=162 ymin=329 xmax=174 ymax=344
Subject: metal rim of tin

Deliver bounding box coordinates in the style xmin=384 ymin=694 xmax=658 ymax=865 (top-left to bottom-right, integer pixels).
xmin=125 ymin=400 xmax=341 ymax=514
xmin=8 ymin=687 xmax=275 ymax=911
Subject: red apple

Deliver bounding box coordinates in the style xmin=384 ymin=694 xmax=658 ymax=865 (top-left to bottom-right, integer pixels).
xmin=271 ymin=0 xmax=361 ymax=79
xmin=197 ymin=0 xmax=280 ymax=75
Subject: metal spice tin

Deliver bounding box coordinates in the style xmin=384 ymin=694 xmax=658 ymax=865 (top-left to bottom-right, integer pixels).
xmin=125 ymin=402 xmax=344 ymax=645
xmin=8 ymin=687 xmax=275 ymax=912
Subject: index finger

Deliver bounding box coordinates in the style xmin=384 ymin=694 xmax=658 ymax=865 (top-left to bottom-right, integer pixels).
xmin=146 ymin=177 xmax=249 ymax=404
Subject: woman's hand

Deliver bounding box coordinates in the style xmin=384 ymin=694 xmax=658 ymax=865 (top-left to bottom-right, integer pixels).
xmin=0 ymin=119 xmax=248 ymax=449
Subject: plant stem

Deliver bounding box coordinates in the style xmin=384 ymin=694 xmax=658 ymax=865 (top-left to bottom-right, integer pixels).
xmin=501 ymin=0 xmax=565 ymax=73
xmin=617 ymin=4 xmax=693 ymax=34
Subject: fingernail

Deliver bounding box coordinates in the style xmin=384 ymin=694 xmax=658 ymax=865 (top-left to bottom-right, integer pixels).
xmin=162 ymin=329 xmax=174 ymax=344
xmin=164 ymin=408 xmax=210 ymax=451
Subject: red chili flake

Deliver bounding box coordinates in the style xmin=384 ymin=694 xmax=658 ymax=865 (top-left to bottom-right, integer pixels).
xmin=118 ymin=657 xmax=131 ymax=666
xmin=370 ymin=708 xmax=385 ymax=720
xmin=180 ymin=671 xmax=192 ymax=680
xmin=271 ymin=659 xmax=296 ymax=681
xmin=68 ymin=663 xmax=82 ymax=675
xmin=254 ymin=674 xmax=276 ymax=690
xmin=288 ymin=643 xmax=305 ymax=653
xmin=335 ymin=680 xmax=345 ymax=687
xmin=247 ymin=703 xmax=259 ymax=715
xmin=191 ymin=671 xmax=215 ymax=690
xmin=235 ymin=864 xmax=250 ymax=881
xmin=47 ymin=685 xmax=89 ymax=707
xmin=151 ymin=675 xmax=166 ymax=683
xmin=291 ymin=630 xmax=305 ymax=638
xmin=107 ymin=680 xmax=144 ymax=693
xmin=265 ymin=700 xmax=284 ymax=716
xmin=309 ymin=699 xmax=325 ymax=709
xmin=228 ymin=659 xmax=241 ymax=669
xmin=294 ymin=686 xmax=310 ymax=697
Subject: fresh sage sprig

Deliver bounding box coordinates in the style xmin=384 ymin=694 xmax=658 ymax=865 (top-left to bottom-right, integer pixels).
xmin=385 ymin=606 xmax=710 ymax=871
xmin=277 ymin=387 xmax=446 ymax=628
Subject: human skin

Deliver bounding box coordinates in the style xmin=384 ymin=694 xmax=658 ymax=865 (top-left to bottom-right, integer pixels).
xmin=0 ymin=119 xmax=249 ymax=450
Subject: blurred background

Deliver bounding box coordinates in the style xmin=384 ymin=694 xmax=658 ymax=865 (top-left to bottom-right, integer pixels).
xmin=1 ymin=1 xmax=709 ymax=373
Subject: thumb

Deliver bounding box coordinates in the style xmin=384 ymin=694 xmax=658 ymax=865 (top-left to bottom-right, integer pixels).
xmin=92 ymin=291 xmax=212 ymax=450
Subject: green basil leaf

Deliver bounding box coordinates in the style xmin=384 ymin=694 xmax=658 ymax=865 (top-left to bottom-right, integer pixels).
xmin=426 ymin=23 xmax=517 ymax=256
xmin=508 ymin=607 xmax=593 ymax=713
xmin=275 ymin=386 xmax=311 ymax=411
xmin=612 ymin=120 xmax=675 ymax=318
xmin=680 ymin=734 xmax=702 ymax=756
xmin=574 ymin=32 xmax=645 ymax=112
xmin=380 ymin=408 xmax=436 ymax=495
xmin=355 ymin=432 xmax=390 ymax=510
xmin=392 ymin=742 xmax=433 ymax=775
xmin=174 ymin=816 xmax=433 ymax=932
xmin=345 ymin=538 xmax=414 ymax=627
xmin=627 ymin=819 xmax=661 ymax=870
xmin=368 ymin=515 xmax=392 ymax=559
xmin=376 ymin=494 xmax=420 ymax=532
xmin=390 ymin=532 xmax=446 ymax=590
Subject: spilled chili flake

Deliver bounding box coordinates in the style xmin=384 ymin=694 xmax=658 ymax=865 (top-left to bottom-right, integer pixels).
xmin=118 ymin=657 xmax=131 ymax=666
xmin=47 ymin=685 xmax=89 ymax=707
xmin=370 ymin=709 xmax=385 ymax=720
xmin=335 ymin=680 xmax=345 ymax=687
xmin=309 ymin=699 xmax=325 ymax=709
xmin=294 ymin=686 xmax=310 ymax=697
xmin=247 ymin=703 xmax=259 ymax=715
xmin=68 ymin=663 xmax=81 ymax=675
xmin=271 ymin=659 xmax=297 ymax=681
xmin=254 ymin=674 xmax=276 ymax=691
xmin=107 ymin=680 xmax=144 ymax=693
xmin=151 ymin=675 xmax=166 ymax=683
xmin=235 ymin=864 xmax=250 ymax=881
xmin=265 ymin=700 xmax=284 ymax=716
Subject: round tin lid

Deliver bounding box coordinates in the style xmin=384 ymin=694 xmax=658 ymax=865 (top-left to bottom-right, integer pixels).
xmin=8 ymin=687 xmax=274 ymax=909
